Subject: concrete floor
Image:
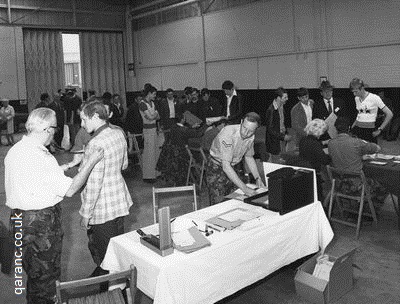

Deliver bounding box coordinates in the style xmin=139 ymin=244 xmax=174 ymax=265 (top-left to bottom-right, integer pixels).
xmin=1 ymin=133 xmax=400 ymax=304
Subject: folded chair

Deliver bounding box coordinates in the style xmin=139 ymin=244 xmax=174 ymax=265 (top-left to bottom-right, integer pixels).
xmin=127 ymin=132 xmax=143 ymax=169
xmin=55 ymin=265 xmax=137 ymax=304
xmin=326 ymin=165 xmax=377 ymax=239
xmin=185 ymin=145 xmax=207 ymax=190
xmin=152 ymin=184 xmax=197 ymax=224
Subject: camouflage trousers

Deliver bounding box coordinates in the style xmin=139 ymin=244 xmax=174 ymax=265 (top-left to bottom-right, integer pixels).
xmin=10 ymin=204 xmax=63 ymax=304
xmin=205 ymin=156 xmax=246 ymax=205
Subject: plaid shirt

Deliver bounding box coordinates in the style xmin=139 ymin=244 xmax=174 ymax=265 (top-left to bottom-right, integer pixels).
xmin=79 ymin=125 xmax=133 ymax=225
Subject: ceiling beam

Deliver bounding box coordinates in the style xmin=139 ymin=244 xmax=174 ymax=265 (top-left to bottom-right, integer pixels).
xmin=131 ymin=0 xmax=199 ymax=20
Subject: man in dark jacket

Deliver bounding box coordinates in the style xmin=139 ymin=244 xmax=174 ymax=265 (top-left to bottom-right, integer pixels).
xmin=265 ymin=87 xmax=292 ymax=162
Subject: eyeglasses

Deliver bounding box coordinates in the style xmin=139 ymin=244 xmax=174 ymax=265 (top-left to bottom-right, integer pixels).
xmin=44 ymin=126 xmax=59 ymax=133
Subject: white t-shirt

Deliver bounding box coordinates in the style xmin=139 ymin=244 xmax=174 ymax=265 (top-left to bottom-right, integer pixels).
xmin=355 ymin=92 xmax=386 ymax=128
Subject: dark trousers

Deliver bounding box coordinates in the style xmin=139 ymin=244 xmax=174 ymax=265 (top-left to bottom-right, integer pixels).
xmin=205 ymin=157 xmax=245 ymax=205
xmin=87 ymin=217 xmax=124 ymax=267
xmin=352 ymin=126 xmax=377 ymax=143
xmin=10 ymin=204 xmax=63 ymax=304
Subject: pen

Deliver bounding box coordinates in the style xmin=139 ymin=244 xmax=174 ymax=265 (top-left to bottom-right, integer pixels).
xmin=170 ymin=217 xmax=176 ymax=223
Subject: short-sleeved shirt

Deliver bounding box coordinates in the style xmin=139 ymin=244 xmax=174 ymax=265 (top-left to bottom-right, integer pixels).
xmin=5 ymin=135 xmax=72 ymax=210
xmin=210 ymin=124 xmax=254 ymax=166
xmin=328 ymin=133 xmax=379 ymax=172
xmin=355 ymin=92 xmax=386 ymax=128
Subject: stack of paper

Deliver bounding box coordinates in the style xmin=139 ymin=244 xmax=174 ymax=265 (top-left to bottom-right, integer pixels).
xmin=312 ymin=254 xmax=334 ymax=281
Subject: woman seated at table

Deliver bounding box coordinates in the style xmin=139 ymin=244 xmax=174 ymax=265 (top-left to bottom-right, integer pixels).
xmin=157 ymin=113 xmax=209 ymax=186
xmin=297 ymin=119 xmax=331 ymax=201
xmin=328 ymin=116 xmax=387 ymax=214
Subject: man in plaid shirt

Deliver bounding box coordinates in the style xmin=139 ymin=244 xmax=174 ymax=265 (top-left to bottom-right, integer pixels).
xmin=79 ymin=100 xmax=133 ymax=278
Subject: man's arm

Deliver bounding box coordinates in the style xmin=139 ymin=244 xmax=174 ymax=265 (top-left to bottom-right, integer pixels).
xmin=245 ymin=156 xmax=265 ymax=188
xmin=65 ymin=148 xmax=103 ymax=197
xmin=221 ymin=160 xmax=257 ymax=196
xmin=373 ymin=106 xmax=393 ymax=137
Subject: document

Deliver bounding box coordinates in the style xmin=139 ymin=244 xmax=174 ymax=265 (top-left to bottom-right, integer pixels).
xmin=173 ymin=227 xmax=211 ymax=253
xmin=325 ymin=112 xmax=337 ymax=139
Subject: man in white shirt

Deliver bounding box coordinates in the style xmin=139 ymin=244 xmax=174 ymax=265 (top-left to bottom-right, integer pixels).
xmin=349 ymin=78 xmax=393 ymax=143
xmin=5 ymin=107 xmax=103 ymax=304
xmin=290 ymin=87 xmax=314 ymax=149
xmin=221 ymin=80 xmax=243 ymax=125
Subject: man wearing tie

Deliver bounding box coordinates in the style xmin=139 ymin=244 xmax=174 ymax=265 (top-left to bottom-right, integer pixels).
xmin=221 ymin=80 xmax=243 ymax=125
xmin=312 ymin=81 xmax=347 ymax=141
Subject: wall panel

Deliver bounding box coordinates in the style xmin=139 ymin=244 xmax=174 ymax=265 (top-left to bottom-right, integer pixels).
xmin=204 ymin=0 xmax=294 ymax=61
xmin=137 ymin=67 xmax=162 ymax=90
xmin=135 ymin=17 xmax=203 ymax=66
xmin=327 ymin=0 xmax=400 ymax=47
xmin=0 ymin=26 xmax=26 ymax=100
xmin=206 ymin=58 xmax=258 ymax=89
xmin=329 ymin=45 xmax=400 ymax=88
xmin=258 ymin=53 xmax=317 ymax=89
xmin=161 ymin=64 xmax=203 ymax=90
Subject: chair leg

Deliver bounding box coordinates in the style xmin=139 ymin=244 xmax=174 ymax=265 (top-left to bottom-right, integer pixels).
xmin=328 ymin=183 xmax=335 ymax=220
xmin=391 ymin=194 xmax=399 ymax=215
xmin=365 ymin=187 xmax=377 ymax=225
xmin=356 ymin=194 xmax=365 ymax=239
xmin=186 ymin=159 xmax=192 ymax=186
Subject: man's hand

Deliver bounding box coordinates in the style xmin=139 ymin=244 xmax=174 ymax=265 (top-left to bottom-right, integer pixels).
xmin=255 ymin=178 xmax=265 ymax=189
xmin=284 ymin=134 xmax=292 ymax=141
xmin=372 ymin=129 xmax=381 ymax=138
xmin=243 ymin=186 xmax=257 ymax=197
xmin=80 ymin=217 xmax=90 ymax=230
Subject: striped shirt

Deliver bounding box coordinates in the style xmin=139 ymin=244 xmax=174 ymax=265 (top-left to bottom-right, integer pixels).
xmin=79 ymin=125 xmax=133 ymax=225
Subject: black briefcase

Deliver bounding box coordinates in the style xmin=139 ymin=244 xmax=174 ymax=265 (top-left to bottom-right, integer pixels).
xmin=267 ymin=167 xmax=314 ymax=215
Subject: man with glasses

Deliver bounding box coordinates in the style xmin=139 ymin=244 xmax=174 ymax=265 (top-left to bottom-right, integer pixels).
xmin=5 ymin=107 xmax=103 ymax=304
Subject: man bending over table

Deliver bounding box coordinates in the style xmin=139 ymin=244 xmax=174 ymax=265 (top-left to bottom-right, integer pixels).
xmin=205 ymin=112 xmax=265 ymax=205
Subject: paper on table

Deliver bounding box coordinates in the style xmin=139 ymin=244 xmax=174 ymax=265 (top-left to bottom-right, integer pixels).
xmin=172 ymin=230 xmax=196 ymax=246
xmin=218 ymin=209 xmax=259 ymax=222
xmin=376 ymin=154 xmax=395 ymax=160
xmin=369 ymin=161 xmax=387 ymax=165
xmin=225 ymin=186 xmax=267 ymax=201
xmin=325 ymin=112 xmax=337 ymax=139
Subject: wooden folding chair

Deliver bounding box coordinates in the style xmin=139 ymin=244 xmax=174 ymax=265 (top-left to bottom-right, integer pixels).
xmin=326 ymin=165 xmax=377 ymax=238
xmin=56 ymin=265 xmax=137 ymax=304
xmin=152 ymin=184 xmax=197 ymax=224
xmin=185 ymin=145 xmax=207 ymax=190
xmin=127 ymin=132 xmax=143 ymax=169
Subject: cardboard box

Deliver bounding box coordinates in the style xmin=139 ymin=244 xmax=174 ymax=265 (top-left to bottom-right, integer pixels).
xmin=294 ymin=247 xmax=357 ymax=304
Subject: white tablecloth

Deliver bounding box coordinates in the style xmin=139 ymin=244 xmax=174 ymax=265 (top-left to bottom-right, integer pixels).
xmin=101 ymin=200 xmax=333 ymax=304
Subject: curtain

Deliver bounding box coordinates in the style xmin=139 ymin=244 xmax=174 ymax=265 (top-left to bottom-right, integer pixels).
xmin=23 ymin=29 xmax=64 ymax=112
xmin=80 ymin=31 xmax=125 ymax=100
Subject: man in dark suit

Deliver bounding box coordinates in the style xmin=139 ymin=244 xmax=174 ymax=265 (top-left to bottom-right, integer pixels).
xmin=290 ymin=87 xmax=313 ymax=150
xmin=265 ymin=87 xmax=292 ymax=162
xmin=312 ymin=80 xmax=346 ymax=141
xmin=221 ymin=80 xmax=242 ymax=125
xmin=157 ymin=88 xmax=177 ymax=132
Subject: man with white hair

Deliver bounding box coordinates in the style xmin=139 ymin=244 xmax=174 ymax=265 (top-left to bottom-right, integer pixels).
xmin=5 ymin=107 xmax=103 ymax=304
